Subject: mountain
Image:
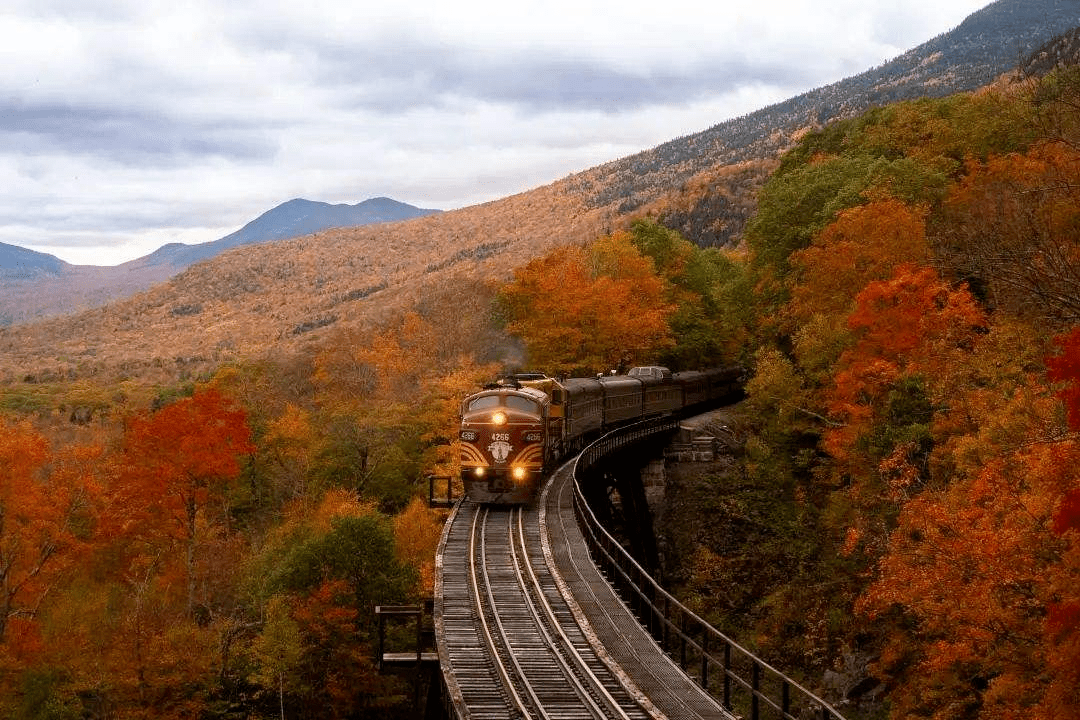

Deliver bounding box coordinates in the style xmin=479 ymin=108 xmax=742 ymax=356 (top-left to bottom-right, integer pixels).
xmin=0 ymin=242 xmax=67 ymax=279
xmin=133 ymin=197 xmax=440 ymax=271
xmin=0 ymin=0 xmax=1076 ymax=383
xmin=0 ymin=197 xmax=439 ymax=324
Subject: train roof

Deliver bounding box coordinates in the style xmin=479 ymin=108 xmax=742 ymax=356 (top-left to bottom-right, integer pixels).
xmin=466 ymin=385 xmax=549 ymax=402
xmin=628 ymin=366 xmax=672 ymax=380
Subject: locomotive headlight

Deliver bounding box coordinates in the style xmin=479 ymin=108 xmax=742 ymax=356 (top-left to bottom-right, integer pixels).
xmin=512 ymin=466 xmax=527 ymax=481
xmin=474 ymin=467 xmax=486 ymax=478
xmin=492 ymin=411 xmax=507 ymax=425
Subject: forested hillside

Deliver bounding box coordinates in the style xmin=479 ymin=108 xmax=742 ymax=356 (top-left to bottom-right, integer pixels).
xmin=660 ymin=67 xmax=1080 ymax=719
xmin=571 ymin=0 xmax=1080 ymax=247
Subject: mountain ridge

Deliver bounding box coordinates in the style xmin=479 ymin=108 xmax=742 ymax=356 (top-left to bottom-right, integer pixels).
xmin=0 ymin=197 xmax=439 ymax=324
xmin=571 ymin=0 xmax=1080 ymax=243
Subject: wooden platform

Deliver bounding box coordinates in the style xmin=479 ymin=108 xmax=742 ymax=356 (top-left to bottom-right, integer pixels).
xmin=381 ymin=652 xmax=440 ymax=665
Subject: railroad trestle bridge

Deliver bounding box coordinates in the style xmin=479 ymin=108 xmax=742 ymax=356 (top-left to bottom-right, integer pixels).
xmin=385 ymin=418 xmax=847 ymax=720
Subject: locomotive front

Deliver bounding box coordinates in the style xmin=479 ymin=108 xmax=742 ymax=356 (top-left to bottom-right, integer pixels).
xmin=459 ymin=386 xmax=548 ymax=504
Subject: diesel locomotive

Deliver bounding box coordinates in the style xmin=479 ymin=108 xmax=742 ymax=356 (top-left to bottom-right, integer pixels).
xmin=459 ymin=366 xmax=740 ymax=504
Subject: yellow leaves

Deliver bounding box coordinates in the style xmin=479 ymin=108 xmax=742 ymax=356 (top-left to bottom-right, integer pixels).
xmin=312 ymin=312 xmax=440 ymax=407
xmin=393 ymin=497 xmax=444 ymax=594
xmin=745 ymin=347 xmax=811 ymax=425
xmin=250 ymin=594 xmax=304 ymax=695
xmin=302 ymin=488 xmax=376 ymax=535
xmin=791 ymin=313 xmax=852 ymax=384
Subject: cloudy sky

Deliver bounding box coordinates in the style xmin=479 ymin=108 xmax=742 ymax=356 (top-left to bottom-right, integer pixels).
xmin=3 ymin=0 xmax=991 ymax=266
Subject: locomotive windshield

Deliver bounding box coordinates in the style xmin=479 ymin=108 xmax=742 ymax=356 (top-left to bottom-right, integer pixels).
xmin=505 ymin=396 xmax=539 ymax=414
xmin=466 ymin=393 xmax=539 ymax=414
xmin=468 ymin=396 xmax=501 ymax=411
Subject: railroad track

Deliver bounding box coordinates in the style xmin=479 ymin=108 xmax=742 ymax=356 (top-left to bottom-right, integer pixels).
xmin=439 ymin=495 xmax=653 ymax=720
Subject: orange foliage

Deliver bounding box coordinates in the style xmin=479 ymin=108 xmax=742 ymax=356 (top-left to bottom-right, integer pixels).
xmin=499 ymin=234 xmax=675 ymax=373
xmin=393 ymin=498 xmax=444 ymax=594
xmin=0 ymin=420 xmax=98 ymax=647
xmin=115 ymin=388 xmax=254 ymax=613
xmin=289 ymin=579 xmax=385 ymax=714
xmin=824 ymin=264 xmax=985 ymax=464
xmin=937 ymin=143 xmax=1080 ymax=323
xmin=861 ymin=430 xmax=1080 ymax=720
xmin=789 ymin=198 xmax=930 ymax=323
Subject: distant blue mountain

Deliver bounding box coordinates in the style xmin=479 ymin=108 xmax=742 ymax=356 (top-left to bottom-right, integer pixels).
xmin=132 ymin=197 xmax=441 ymax=269
xmin=0 ymin=241 xmax=68 ymax=278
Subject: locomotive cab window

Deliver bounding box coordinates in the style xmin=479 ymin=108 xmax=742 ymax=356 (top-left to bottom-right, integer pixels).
xmin=467 ymin=394 xmax=539 ymax=415
xmin=468 ymin=396 xmax=501 ymax=411
xmin=504 ymin=396 xmax=539 ymax=414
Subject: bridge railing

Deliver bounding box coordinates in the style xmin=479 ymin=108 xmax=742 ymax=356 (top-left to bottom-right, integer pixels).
xmin=573 ymin=418 xmax=848 ymax=720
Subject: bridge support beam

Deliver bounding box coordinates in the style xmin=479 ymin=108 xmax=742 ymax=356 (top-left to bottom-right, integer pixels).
xmin=578 ymin=440 xmax=665 ymax=576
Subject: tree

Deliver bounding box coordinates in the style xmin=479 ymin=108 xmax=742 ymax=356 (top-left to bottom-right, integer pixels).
xmin=118 ymin=388 xmax=254 ymax=615
xmin=858 ymin=383 xmax=1080 ymax=719
xmin=251 ymin=595 xmax=304 ymax=720
xmin=934 ymin=143 xmax=1080 ymax=325
xmin=788 ymin=198 xmax=930 ymax=324
xmin=627 ymin=218 xmax=746 ymax=368
xmin=746 ymin=153 xmax=948 ymax=273
xmin=393 ymin=497 xmax=443 ymax=594
xmin=498 ymin=234 xmax=674 ymax=373
xmin=0 ymin=421 xmax=96 ymax=645
xmin=824 ymin=264 xmax=985 ymax=475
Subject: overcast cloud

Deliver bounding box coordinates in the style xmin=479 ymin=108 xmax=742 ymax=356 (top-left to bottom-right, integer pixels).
xmin=2 ymin=0 xmax=990 ymax=265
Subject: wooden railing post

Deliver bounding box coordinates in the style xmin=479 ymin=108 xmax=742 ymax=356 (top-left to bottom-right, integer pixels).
xmin=723 ymin=641 xmax=731 ymax=709
xmin=376 ymin=605 xmax=386 ymax=668
xmin=751 ymin=661 xmax=760 ymax=720
xmin=700 ymin=631 xmax=709 ymax=689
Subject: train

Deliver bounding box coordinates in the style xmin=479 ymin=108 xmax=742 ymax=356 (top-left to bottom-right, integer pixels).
xmin=458 ymin=365 xmax=742 ymax=504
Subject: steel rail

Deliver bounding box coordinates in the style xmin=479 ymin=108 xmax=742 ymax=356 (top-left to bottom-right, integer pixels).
xmin=468 ymin=506 xmax=540 ymax=718
xmin=508 ymin=507 xmax=637 ymax=720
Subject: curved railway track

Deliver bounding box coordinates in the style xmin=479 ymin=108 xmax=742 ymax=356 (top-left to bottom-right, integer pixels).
xmin=438 ymin=483 xmax=654 ymax=720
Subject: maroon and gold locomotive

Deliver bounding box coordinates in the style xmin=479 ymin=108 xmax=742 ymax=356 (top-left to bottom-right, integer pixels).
xmin=460 ymin=366 xmax=741 ymax=504
xmin=459 ymin=383 xmax=552 ymax=503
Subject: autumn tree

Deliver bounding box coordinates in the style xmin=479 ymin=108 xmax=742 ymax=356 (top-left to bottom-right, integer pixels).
xmin=788 ymin=198 xmax=930 ymax=324
xmin=117 ymin=388 xmax=254 ymax=616
xmin=0 ymin=420 xmax=97 ymax=646
xmin=393 ymin=497 xmax=444 ymax=594
xmin=251 ymin=595 xmax=303 ymax=720
xmin=498 ymin=233 xmax=674 ymax=373
xmin=240 ymin=491 xmax=413 ymax=713
xmin=746 ymin=153 xmax=949 ymax=274
xmin=858 ymin=368 xmax=1080 ymax=720
xmin=934 ymin=143 xmax=1080 ymax=325
xmin=823 ymin=265 xmax=985 ymax=481
xmin=307 ymin=308 xmax=498 ymax=510
xmin=626 ymin=218 xmax=751 ymax=368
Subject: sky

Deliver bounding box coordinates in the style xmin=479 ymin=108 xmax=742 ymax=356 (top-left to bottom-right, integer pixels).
xmin=2 ymin=0 xmax=992 ymax=266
